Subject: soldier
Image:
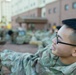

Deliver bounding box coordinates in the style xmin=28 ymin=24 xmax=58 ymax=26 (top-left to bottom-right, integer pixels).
xmin=0 ymin=18 xmax=76 ymax=75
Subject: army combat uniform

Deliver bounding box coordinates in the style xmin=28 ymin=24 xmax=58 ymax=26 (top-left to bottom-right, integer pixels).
xmin=0 ymin=46 xmax=76 ymax=75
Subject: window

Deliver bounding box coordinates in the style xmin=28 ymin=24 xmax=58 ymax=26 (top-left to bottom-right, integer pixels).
xmin=53 ymin=23 xmax=56 ymax=26
xmin=31 ymin=4 xmax=32 ymax=7
xmin=53 ymin=8 xmax=56 ymax=13
xmin=43 ymin=0 xmax=45 ymax=3
xmin=33 ymin=2 xmax=35 ymax=6
xmin=72 ymin=2 xmax=76 ymax=9
xmin=65 ymin=4 xmax=69 ymax=10
xmin=48 ymin=23 xmax=51 ymax=28
xmin=33 ymin=14 xmax=35 ymax=17
xmin=43 ymin=12 xmax=45 ymax=16
xmin=24 ymin=7 xmax=26 ymax=9
xmin=48 ymin=9 xmax=51 ymax=14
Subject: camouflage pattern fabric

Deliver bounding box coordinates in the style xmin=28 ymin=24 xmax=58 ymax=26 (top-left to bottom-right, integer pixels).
xmin=0 ymin=47 xmax=76 ymax=75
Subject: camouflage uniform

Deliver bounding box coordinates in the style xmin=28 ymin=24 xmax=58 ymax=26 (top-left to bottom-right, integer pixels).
xmin=0 ymin=47 xmax=76 ymax=75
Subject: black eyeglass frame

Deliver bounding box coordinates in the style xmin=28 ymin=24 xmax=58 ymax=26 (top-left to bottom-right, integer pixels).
xmin=56 ymin=32 xmax=76 ymax=46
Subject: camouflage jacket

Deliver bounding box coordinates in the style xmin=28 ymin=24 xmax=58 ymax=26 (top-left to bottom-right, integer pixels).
xmin=0 ymin=47 xmax=76 ymax=75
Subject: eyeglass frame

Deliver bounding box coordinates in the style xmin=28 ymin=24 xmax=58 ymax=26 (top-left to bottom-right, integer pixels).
xmin=56 ymin=32 xmax=76 ymax=46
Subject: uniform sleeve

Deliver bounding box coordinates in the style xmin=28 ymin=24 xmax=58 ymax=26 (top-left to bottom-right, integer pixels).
xmin=70 ymin=69 xmax=76 ymax=75
xmin=0 ymin=49 xmax=34 ymax=75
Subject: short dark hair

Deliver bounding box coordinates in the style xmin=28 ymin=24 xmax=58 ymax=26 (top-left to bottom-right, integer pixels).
xmin=8 ymin=30 xmax=13 ymax=36
xmin=56 ymin=26 xmax=61 ymax=30
xmin=62 ymin=18 xmax=76 ymax=44
xmin=62 ymin=18 xmax=76 ymax=30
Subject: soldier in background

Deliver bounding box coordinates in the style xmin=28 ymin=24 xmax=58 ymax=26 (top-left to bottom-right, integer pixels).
xmin=0 ymin=18 xmax=76 ymax=75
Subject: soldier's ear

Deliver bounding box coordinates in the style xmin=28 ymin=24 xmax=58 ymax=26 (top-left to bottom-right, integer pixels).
xmin=72 ymin=47 xmax=76 ymax=57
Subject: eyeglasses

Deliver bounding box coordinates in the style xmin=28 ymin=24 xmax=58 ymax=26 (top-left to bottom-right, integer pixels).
xmin=56 ymin=32 xmax=76 ymax=46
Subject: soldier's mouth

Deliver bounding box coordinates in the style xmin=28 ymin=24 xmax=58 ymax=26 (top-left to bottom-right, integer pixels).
xmin=51 ymin=45 xmax=56 ymax=51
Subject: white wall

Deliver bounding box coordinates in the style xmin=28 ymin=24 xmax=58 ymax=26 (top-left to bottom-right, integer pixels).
xmin=39 ymin=0 xmax=47 ymax=8
xmin=3 ymin=2 xmax=11 ymax=22
xmin=0 ymin=0 xmax=57 ymax=21
xmin=41 ymin=8 xmax=46 ymax=17
xmin=0 ymin=0 xmax=12 ymax=22
xmin=11 ymin=0 xmax=39 ymax=16
xmin=11 ymin=0 xmax=57 ymax=16
xmin=0 ymin=1 xmax=1 ymax=21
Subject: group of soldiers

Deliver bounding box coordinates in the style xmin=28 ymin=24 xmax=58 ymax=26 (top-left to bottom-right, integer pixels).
xmin=0 ymin=18 xmax=76 ymax=75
